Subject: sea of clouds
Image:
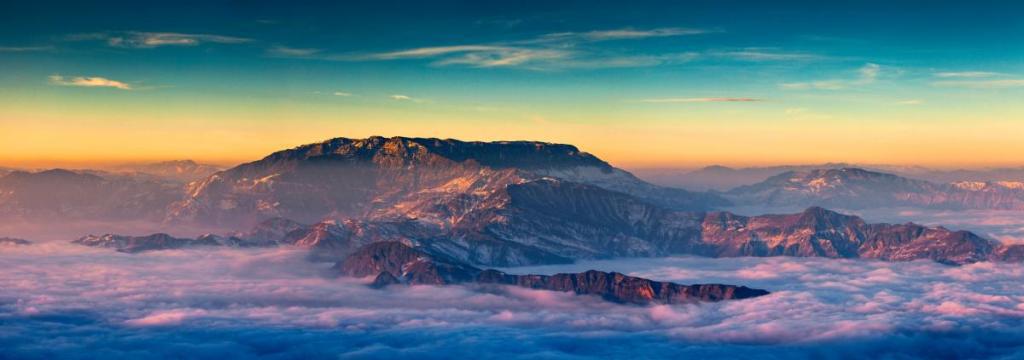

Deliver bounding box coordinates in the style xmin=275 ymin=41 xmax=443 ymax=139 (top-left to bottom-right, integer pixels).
xmin=2 ymin=242 xmax=1024 ymax=359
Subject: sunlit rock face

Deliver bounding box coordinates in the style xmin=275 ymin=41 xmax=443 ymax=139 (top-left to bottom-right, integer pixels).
xmin=166 ymin=136 xmax=727 ymax=227
xmin=726 ymin=167 xmax=1024 ymax=211
xmin=336 ymin=241 xmax=768 ymax=304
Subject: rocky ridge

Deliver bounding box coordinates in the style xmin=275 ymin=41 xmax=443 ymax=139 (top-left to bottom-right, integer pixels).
xmin=337 ymin=242 xmax=770 ymax=304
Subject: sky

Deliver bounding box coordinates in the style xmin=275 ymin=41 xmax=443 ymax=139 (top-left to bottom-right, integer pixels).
xmin=1 ymin=0 xmax=1023 ymax=169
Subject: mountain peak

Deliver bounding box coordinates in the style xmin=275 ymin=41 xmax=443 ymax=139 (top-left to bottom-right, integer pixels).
xmin=257 ymin=136 xmax=611 ymax=170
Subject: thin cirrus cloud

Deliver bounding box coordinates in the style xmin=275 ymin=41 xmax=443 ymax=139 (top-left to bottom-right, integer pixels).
xmin=48 ymin=74 xmax=132 ymax=90
xmin=779 ymin=80 xmax=846 ymax=90
xmin=268 ymin=27 xmax=713 ymax=70
xmin=0 ymin=45 xmax=54 ymax=52
xmin=934 ymin=71 xmax=1001 ymax=78
xmin=708 ymin=49 xmax=823 ymax=61
xmin=369 ymin=45 xmax=571 ymax=68
xmin=929 ymin=70 xmax=1024 ymax=88
xmin=931 ymin=79 xmax=1024 ymax=89
xmin=638 ymin=97 xmax=762 ymax=103
xmin=69 ymin=31 xmax=251 ymax=48
xmin=780 ymin=63 xmax=882 ymax=90
xmin=390 ymin=94 xmax=428 ymax=103
xmin=267 ymin=45 xmax=322 ymax=57
xmin=534 ymin=27 xmax=710 ymax=42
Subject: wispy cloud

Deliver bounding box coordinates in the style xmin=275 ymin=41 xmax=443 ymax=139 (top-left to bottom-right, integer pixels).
xmin=934 ymin=71 xmax=1001 ymax=78
xmin=333 ymin=91 xmax=353 ymax=97
xmin=710 ymin=49 xmax=822 ymax=62
xmin=857 ymin=63 xmax=881 ymax=84
xmin=932 ymin=79 xmax=1024 ymax=89
xmin=0 ymin=46 xmax=54 ymax=52
xmin=48 ymin=74 xmax=132 ymax=90
xmin=638 ymin=97 xmax=762 ymax=103
xmin=70 ymin=31 xmax=251 ymax=48
xmin=267 ymin=45 xmax=321 ymax=57
xmin=779 ymin=80 xmax=846 ymax=90
xmin=270 ymin=27 xmax=711 ymax=70
xmin=780 ymin=63 xmax=886 ymax=90
xmin=390 ymin=94 xmax=428 ymax=103
xmin=371 ymin=45 xmax=513 ymax=59
xmin=371 ymin=46 xmax=571 ymax=68
xmin=538 ymin=27 xmax=709 ymax=42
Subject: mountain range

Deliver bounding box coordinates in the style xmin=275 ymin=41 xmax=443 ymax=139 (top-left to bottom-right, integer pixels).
xmin=637 ymin=164 xmax=1024 ymax=192
xmin=76 ymin=204 xmax=1020 ymax=266
xmin=0 ymin=169 xmax=182 ymax=222
xmin=726 ymin=168 xmax=1024 ymax=211
xmin=105 ymin=160 xmax=224 ymax=182
xmin=2 ymin=136 xmax=1018 ymax=269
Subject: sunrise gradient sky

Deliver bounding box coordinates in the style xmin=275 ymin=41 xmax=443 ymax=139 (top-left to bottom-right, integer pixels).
xmin=1 ymin=1 xmax=1023 ymax=169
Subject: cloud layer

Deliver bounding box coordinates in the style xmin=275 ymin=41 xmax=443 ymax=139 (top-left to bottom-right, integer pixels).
xmin=2 ymin=243 xmax=1024 ymax=359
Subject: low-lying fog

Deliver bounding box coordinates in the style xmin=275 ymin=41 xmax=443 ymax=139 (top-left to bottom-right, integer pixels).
xmin=2 ymin=242 xmax=1023 ymax=359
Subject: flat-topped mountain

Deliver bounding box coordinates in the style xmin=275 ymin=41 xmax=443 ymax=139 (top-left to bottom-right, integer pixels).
xmin=337 ymin=242 xmax=770 ymax=304
xmin=167 ymin=136 xmax=726 ymax=226
xmin=726 ymin=168 xmax=1024 ymax=210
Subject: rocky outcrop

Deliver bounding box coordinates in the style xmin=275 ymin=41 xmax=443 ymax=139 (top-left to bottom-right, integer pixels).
xmin=475 ymin=269 xmax=769 ymax=304
xmin=336 ymin=241 xmax=480 ymax=284
xmin=72 ymin=233 xmax=220 ymax=253
xmin=337 ymin=242 xmax=769 ymax=304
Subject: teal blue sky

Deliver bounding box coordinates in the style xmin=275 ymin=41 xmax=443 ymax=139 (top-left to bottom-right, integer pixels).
xmin=1 ymin=1 xmax=1023 ymax=167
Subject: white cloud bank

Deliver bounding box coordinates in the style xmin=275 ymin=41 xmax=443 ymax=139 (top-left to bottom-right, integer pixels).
xmin=2 ymin=243 xmax=1024 ymax=359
